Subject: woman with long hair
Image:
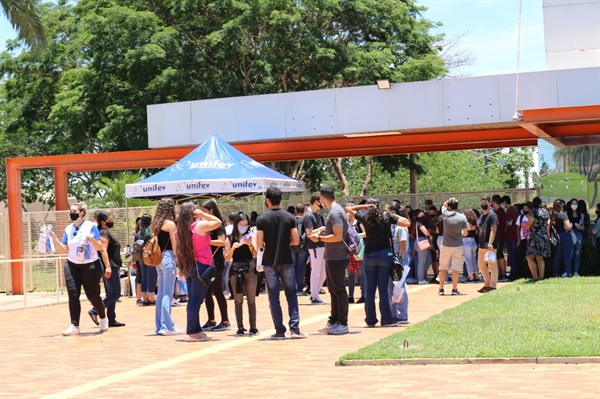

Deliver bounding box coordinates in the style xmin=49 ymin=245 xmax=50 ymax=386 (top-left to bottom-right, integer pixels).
xmin=525 ymin=197 xmax=551 ymax=280
xmin=88 ymin=211 xmax=125 ymax=328
xmin=176 ymin=202 xmax=222 ymax=342
xmin=49 ymin=202 xmax=108 ymax=335
xmin=551 ymin=199 xmax=574 ymax=277
xmin=415 ymin=209 xmax=433 ymax=285
xmin=463 ymin=209 xmax=480 ymax=283
xmin=224 ymin=212 xmax=259 ymax=336
xmin=567 ymin=198 xmax=589 ymax=277
xmin=199 ymin=199 xmax=231 ymax=332
xmin=347 ymin=198 xmax=410 ymax=327
xmin=592 ymin=203 xmax=600 ymax=258
xmin=150 ymin=198 xmax=181 ymax=335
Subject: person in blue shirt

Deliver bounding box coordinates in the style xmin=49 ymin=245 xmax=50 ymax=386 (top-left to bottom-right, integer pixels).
xmin=50 ymin=202 xmax=109 ymax=336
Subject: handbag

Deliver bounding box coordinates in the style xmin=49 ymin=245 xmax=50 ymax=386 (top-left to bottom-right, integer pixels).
xmin=416 ymin=225 xmax=431 ymax=251
xmin=550 ymin=226 xmax=560 ymax=247
xmin=391 ymin=254 xmax=403 ymax=281
xmin=197 ymin=247 xmax=221 ymax=287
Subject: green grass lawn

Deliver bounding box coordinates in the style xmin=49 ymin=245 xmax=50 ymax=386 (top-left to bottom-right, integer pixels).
xmin=340 ymin=278 xmax=600 ymax=363
xmin=540 ymin=172 xmax=594 ymax=202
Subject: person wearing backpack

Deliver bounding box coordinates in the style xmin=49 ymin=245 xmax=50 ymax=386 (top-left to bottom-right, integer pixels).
xmin=150 ymin=198 xmax=182 ymax=336
xmin=136 ymin=214 xmax=156 ymax=306
xmin=347 ymin=198 xmax=410 ymax=328
xmin=291 ymin=204 xmax=309 ymax=295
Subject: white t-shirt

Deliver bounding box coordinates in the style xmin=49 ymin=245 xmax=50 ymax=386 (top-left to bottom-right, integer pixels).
xmin=61 ymin=221 xmax=101 ymax=264
xmin=516 ymin=215 xmax=530 ymax=240
xmin=225 ymin=224 xmax=233 ymax=236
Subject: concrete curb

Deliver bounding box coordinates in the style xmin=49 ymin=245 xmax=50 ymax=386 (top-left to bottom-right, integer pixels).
xmin=336 ymin=357 xmax=600 ymax=366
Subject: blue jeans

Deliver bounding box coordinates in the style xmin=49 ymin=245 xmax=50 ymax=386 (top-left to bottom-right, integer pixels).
xmin=140 ymin=260 xmax=157 ymax=295
xmin=186 ymin=261 xmax=210 ymax=335
xmin=553 ymin=231 xmax=574 ymax=276
xmin=505 ymin=241 xmax=518 ymax=279
xmin=264 ymin=264 xmax=300 ymax=334
xmin=463 ymin=237 xmax=478 ymax=275
xmin=389 ymin=253 xmax=410 ymax=320
xmin=408 ymin=239 xmax=417 ymax=279
xmin=416 ymin=237 xmax=432 ymax=282
xmin=103 ymin=265 xmax=121 ymax=324
xmin=572 ymin=230 xmax=583 ymax=274
xmin=363 ymin=249 xmax=394 ymax=326
xmin=155 ymin=250 xmax=177 ymax=334
xmin=291 ymin=248 xmax=310 ymax=292
xmin=348 ymin=260 xmax=366 ymax=299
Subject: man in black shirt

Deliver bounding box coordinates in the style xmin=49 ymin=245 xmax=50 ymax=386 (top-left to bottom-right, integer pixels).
xmin=477 ymin=196 xmax=498 ymax=293
xmin=256 ymin=187 xmax=306 ymax=340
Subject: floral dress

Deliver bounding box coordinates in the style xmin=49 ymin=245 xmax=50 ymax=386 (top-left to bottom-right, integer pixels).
xmin=526 ymin=208 xmax=551 ymax=257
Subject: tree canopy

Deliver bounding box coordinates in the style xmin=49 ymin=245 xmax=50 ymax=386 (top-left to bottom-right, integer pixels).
xmin=0 ymin=0 xmax=533 ymax=207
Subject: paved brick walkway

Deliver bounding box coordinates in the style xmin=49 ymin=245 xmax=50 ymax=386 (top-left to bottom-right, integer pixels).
xmin=1 ymin=282 xmax=598 ymax=399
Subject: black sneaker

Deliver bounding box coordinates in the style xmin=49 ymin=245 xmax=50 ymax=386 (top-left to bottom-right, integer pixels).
xmin=88 ymin=309 xmax=99 ymax=326
xmin=212 ymin=322 xmax=231 ymax=332
xmin=236 ymin=328 xmax=246 ymax=336
xmin=136 ymin=300 xmax=144 ymax=307
xmin=270 ymin=332 xmax=286 ymax=340
xmin=202 ymin=321 xmax=217 ymax=330
xmin=452 ymin=289 xmax=460 ymax=296
xmin=438 ymin=289 xmax=445 ymax=296
xmin=249 ymin=328 xmax=259 ymax=335
xmin=356 ymin=297 xmax=366 ymax=304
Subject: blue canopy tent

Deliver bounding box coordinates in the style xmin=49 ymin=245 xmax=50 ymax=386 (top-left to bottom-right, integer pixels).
xmin=125 ymin=135 xmax=304 ymax=199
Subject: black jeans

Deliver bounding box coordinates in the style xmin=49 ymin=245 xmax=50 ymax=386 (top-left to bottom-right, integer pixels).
xmin=325 ymin=259 xmax=350 ymax=326
xmin=205 ymin=264 xmax=229 ymax=322
xmin=102 ymin=266 xmax=121 ymax=324
xmin=64 ymin=260 xmax=105 ymax=326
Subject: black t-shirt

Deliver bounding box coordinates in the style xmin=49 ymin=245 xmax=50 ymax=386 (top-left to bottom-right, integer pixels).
xmin=100 ymin=229 xmax=122 ymax=269
xmin=256 ymin=208 xmax=296 ymax=266
xmin=209 ymin=225 xmax=226 ymax=269
xmin=478 ymin=210 xmax=499 ymax=249
xmin=229 ymin=233 xmax=254 ymax=263
xmin=554 ymin=212 xmax=569 ymax=233
xmin=355 ymin=211 xmax=399 ymax=253
xmin=304 ymin=208 xmax=324 ymax=250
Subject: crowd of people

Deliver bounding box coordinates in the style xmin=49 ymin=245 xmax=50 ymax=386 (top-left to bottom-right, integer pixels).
xmin=50 ymin=192 xmax=600 ymax=339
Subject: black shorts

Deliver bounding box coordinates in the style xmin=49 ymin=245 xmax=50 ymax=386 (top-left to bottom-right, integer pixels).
xmin=496 ymin=240 xmax=505 ymax=260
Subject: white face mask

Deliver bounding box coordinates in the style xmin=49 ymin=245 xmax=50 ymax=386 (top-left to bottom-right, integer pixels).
xmin=571 ymin=204 xmax=578 ymax=210
xmin=238 ymin=226 xmax=248 ymax=235
xmin=501 ymin=204 xmax=508 ymax=210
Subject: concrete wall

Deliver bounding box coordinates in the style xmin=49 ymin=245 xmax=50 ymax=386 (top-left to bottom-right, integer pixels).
xmin=544 ymin=0 xmax=600 ymax=70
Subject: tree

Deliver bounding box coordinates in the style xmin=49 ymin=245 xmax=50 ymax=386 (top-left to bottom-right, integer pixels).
xmin=1 ymin=0 xmax=447 ymax=205
xmin=1 ymin=0 xmax=46 ymax=55
xmin=554 ymin=145 xmax=600 ymax=205
xmin=90 ymin=172 xmax=154 ymax=208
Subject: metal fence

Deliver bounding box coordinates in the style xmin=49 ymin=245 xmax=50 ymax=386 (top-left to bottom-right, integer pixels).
xmin=0 ymin=188 xmax=539 ymax=295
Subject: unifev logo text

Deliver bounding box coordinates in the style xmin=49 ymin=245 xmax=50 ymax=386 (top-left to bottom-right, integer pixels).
xmin=186 ymin=182 xmax=210 ymax=189
xmin=142 ymin=184 xmax=167 ymax=193
xmin=190 ymin=161 xmax=234 ymax=169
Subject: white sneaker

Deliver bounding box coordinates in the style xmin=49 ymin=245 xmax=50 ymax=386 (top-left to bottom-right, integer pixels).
xmin=160 ymin=327 xmax=184 ymax=336
xmin=561 ymin=272 xmax=568 ymax=278
xmin=62 ymin=324 xmax=80 ymax=336
xmin=573 ymin=272 xmax=580 ymax=277
xmin=317 ymin=322 xmax=334 ymax=333
xmin=99 ymin=318 xmax=109 ymax=333
xmin=418 ymin=280 xmax=428 ymax=285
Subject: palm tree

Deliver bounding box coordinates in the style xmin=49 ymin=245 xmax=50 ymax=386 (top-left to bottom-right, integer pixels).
xmin=1 ymin=0 xmax=46 ymax=55
xmin=90 ymin=172 xmax=154 ymax=208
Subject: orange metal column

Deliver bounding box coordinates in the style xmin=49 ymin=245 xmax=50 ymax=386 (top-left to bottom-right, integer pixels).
xmin=6 ymin=159 xmax=24 ymax=295
xmin=54 ymin=168 xmax=69 ymax=211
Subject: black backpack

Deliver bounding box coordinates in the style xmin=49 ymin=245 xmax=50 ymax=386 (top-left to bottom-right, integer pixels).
xmin=295 ymin=216 xmax=307 ymax=249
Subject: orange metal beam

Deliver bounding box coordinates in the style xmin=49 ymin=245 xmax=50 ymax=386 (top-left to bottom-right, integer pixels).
xmin=521 ymin=105 xmax=600 ymax=124
xmin=6 ymin=159 xmax=24 ymax=294
xmin=544 ymin=122 xmax=600 ymax=137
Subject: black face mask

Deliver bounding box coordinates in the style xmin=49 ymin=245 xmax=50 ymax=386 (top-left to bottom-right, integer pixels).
xmin=317 ymin=201 xmax=324 ymax=209
xmin=105 ymin=221 xmax=114 ymax=229
xmin=523 ymin=210 xmax=529 ymax=215
xmin=481 ymin=204 xmax=489 ymax=210
xmin=69 ymin=212 xmax=80 ymax=221
xmin=596 ymin=210 xmax=600 ymax=215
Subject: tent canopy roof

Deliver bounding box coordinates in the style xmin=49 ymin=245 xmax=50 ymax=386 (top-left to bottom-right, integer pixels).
xmin=125 ymin=135 xmax=304 ymax=199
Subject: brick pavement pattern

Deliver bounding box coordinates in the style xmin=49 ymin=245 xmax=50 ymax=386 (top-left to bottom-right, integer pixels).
xmin=1 ymin=282 xmax=598 ymax=398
